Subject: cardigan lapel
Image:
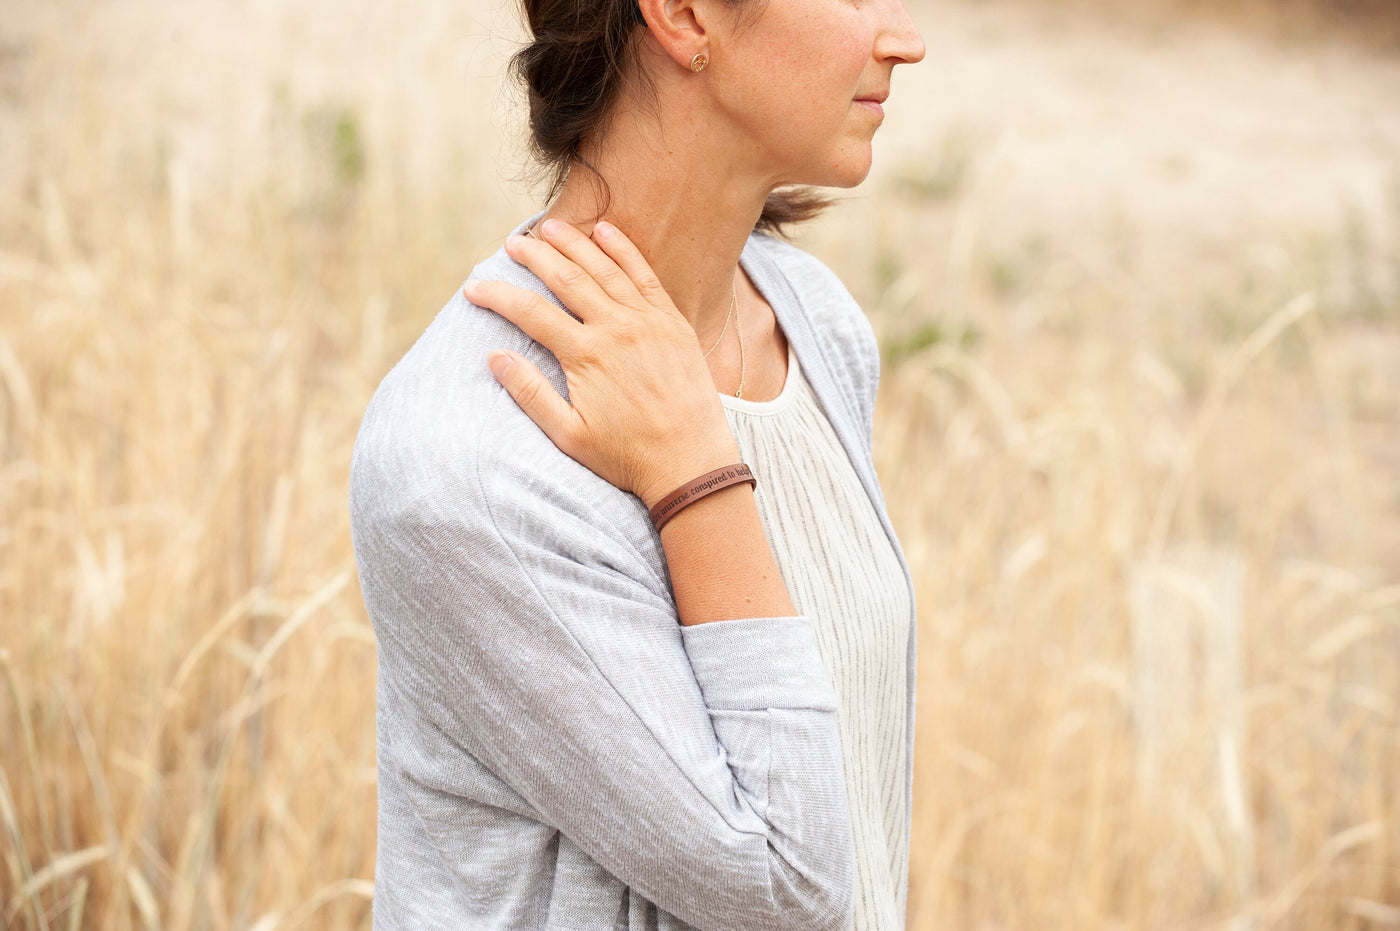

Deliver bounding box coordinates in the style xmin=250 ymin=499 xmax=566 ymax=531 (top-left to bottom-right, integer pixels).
xmin=739 ymin=234 xmax=920 ymax=883
xmin=738 ymin=235 xmax=917 ymax=611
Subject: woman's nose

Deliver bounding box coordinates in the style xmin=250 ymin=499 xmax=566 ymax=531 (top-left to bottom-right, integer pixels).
xmin=878 ymin=1 xmax=927 ymax=66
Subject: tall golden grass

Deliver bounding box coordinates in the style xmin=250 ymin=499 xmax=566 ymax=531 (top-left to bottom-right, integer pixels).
xmin=2 ymin=0 xmax=1397 ymax=928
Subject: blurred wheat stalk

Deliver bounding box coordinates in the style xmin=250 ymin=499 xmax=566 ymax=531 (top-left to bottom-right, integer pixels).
xmin=2 ymin=0 xmax=1398 ymax=928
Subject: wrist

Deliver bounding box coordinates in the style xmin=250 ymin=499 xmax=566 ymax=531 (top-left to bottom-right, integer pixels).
xmin=638 ymin=439 xmax=743 ymax=512
xmin=648 ymin=463 xmax=756 ymax=533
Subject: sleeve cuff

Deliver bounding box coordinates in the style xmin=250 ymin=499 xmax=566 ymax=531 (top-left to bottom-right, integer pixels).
xmin=680 ymin=615 xmax=839 ymax=712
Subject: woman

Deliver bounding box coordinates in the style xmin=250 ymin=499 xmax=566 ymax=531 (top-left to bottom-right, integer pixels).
xmin=349 ymin=0 xmax=924 ymax=926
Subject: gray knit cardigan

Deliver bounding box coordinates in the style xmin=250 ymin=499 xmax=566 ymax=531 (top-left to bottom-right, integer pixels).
xmin=349 ymin=211 xmax=917 ymax=930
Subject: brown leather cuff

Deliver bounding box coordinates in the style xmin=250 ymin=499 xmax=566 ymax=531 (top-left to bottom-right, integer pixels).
xmin=648 ymin=464 xmax=757 ymax=533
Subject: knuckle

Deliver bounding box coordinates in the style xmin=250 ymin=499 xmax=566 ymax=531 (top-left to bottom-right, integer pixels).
xmin=593 ymin=265 xmax=625 ymax=289
xmin=555 ymin=265 xmax=589 ymax=290
xmin=613 ymin=320 xmax=646 ymax=347
xmin=575 ymin=330 xmax=606 ymax=361
xmin=638 ymin=278 xmax=668 ymax=302
xmin=512 ymin=374 xmax=542 ymax=409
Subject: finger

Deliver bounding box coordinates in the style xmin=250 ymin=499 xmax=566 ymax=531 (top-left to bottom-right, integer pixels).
xmin=532 ymin=219 xmax=646 ymax=310
xmin=505 ymin=231 xmax=618 ymax=323
xmin=588 ymin=221 xmax=675 ymax=311
xmin=464 ymin=279 xmax=583 ymax=356
xmin=486 ymin=349 xmax=582 ymax=456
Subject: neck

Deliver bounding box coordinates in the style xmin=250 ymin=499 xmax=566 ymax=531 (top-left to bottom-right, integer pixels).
xmin=533 ymin=77 xmax=776 ymax=343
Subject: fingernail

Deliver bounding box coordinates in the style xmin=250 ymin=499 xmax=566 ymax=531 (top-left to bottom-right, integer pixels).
xmin=463 ymin=280 xmax=478 ymax=297
xmin=487 ymin=351 xmax=514 ymax=380
xmin=542 ymin=218 xmax=563 ymax=237
xmin=594 ymin=220 xmax=614 ymax=238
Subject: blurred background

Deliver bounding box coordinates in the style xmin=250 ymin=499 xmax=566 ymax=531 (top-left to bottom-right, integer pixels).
xmin=2 ymin=0 xmax=1397 ymax=927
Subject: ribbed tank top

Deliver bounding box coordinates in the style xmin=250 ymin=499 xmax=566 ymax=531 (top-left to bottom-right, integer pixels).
xmin=719 ymin=342 xmax=912 ymax=931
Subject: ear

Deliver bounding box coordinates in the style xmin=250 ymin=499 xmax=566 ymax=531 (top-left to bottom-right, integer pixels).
xmin=637 ymin=0 xmax=712 ymax=72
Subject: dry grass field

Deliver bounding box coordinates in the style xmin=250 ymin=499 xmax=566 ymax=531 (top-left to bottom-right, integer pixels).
xmin=2 ymin=0 xmax=1397 ymax=928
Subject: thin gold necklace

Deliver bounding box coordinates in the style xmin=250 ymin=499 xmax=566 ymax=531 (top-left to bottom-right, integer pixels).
xmin=702 ymin=289 xmax=733 ymax=360
xmin=732 ymin=287 xmax=745 ymax=399
xmin=709 ymin=282 xmax=745 ymax=398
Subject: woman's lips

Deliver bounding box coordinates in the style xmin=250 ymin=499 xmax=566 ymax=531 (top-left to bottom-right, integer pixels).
xmin=855 ymin=99 xmax=885 ymax=118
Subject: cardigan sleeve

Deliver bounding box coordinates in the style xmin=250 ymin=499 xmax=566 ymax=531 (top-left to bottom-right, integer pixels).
xmin=351 ymin=389 xmax=856 ymax=931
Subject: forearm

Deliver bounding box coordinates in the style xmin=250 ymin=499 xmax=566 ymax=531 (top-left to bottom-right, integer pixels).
xmin=658 ymin=472 xmax=797 ymax=627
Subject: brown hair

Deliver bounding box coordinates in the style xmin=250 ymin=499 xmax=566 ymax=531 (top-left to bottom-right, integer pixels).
xmin=507 ymin=0 xmax=835 ymax=239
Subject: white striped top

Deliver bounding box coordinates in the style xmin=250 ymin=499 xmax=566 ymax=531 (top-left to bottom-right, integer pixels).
xmin=720 ymin=343 xmax=912 ymax=931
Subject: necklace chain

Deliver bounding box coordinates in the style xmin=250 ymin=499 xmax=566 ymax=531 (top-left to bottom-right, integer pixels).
xmin=704 ymin=282 xmax=745 ymax=398
xmin=526 ymin=219 xmax=745 ymax=398
xmin=733 ymin=285 xmax=745 ymax=399
xmin=701 ymin=288 xmax=732 ymax=360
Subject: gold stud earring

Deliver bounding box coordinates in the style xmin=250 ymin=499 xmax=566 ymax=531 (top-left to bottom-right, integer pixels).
xmin=690 ymin=52 xmax=708 ymax=72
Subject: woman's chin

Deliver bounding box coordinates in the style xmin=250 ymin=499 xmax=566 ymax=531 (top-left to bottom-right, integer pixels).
xmin=815 ymin=157 xmax=875 ymax=190
xmin=772 ymin=144 xmax=875 ymax=191
xmin=806 ymin=143 xmax=876 ymax=189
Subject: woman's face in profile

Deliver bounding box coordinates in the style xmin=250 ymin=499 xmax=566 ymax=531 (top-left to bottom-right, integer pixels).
xmin=710 ymin=0 xmax=925 ymax=189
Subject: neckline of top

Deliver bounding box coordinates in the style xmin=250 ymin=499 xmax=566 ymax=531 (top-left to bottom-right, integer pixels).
xmin=718 ymin=339 xmax=799 ymax=416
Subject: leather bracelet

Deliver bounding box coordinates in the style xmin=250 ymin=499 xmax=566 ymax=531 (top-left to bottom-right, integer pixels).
xmin=648 ymin=464 xmax=757 ymax=533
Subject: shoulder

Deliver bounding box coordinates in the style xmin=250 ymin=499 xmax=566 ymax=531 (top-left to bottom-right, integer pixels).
xmin=348 ymin=248 xmax=519 ymax=532
xmin=348 ymin=247 xmax=664 ymax=594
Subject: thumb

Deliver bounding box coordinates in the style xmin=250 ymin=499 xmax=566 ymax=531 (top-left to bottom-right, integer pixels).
xmin=486 ymin=350 xmax=577 ymax=448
